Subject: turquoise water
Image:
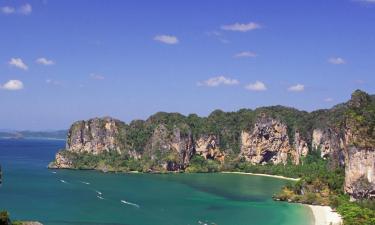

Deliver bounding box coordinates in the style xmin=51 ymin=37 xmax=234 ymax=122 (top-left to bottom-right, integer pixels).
xmin=0 ymin=139 xmax=313 ymax=225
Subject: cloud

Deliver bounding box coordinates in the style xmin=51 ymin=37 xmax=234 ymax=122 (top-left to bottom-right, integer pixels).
xmin=234 ymin=51 xmax=257 ymax=58
xmin=1 ymin=80 xmax=24 ymax=90
xmin=324 ymin=98 xmax=334 ymax=102
xmin=153 ymin=35 xmax=179 ymax=45
xmin=18 ymin=4 xmax=32 ymax=15
xmin=328 ymin=57 xmax=346 ymax=65
xmin=354 ymin=0 xmax=375 ymax=4
xmin=1 ymin=6 xmax=15 ymax=14
xmin=221 ymin=22 xmax=261 ymax=32
xmin=90 ymin=73 xmax=105 ymax=80
xmin=355 ymin=79 xmax=365 ymax=84
xmin=288 ymin=84 xmax=305 ymax=92
xmin=245 ymin=81 xmax=267 ymax=91
xmin=8 ymin=58 xmax=28 ymax=70
xmin=206 ymin=31 xmax=230 ymax=44
xmin=36 ymin=57 xmax=55 ymax=65
xmin=197 ymin=76 xmax=239 ymax=87
xmin=46 ymin=79 xmax=62 ymax=86
xmin=1 ymin=4 xmax=32 ymax=15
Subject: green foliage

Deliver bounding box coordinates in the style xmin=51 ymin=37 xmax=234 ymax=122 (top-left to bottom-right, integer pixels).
xmin=336 ymin=197 xmax=375 ymax=225
xmin=0 ymin=211 xmax=11 ymax=225
xmin=185 ymin=155 xmax=221 ymax=173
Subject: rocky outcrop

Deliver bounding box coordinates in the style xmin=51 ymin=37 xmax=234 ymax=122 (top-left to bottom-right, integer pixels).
xmin=312 ymin=129 xmax=343 ymax=158
xmin=343 ymin=90 xmax=375 ymax=199
xmin=146 ymin=124 xmax=195 ymax=170
xmin=49 ymin=89 xmax=375 ymax=201
xmin=66 ymin=117 xmax=126 ymax=155
xmin=195 ymin=135 xmax=225 ymax=163
xmin=50 ymin=152 xmax=73 ymax=169
xmin=344 ymin=147 xmax=375 ymax=199
xmin=240 ymin=118 xmax=290 ymax=165
xmin=293 ymin=131 xmax=309 ymax=165
xmin=312 ymin=128 xmax=345 ymax=167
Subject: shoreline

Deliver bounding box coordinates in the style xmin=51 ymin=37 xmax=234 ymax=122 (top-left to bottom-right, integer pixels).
xmin=306 ymin=205 xmax=342 ymax=225
xmin=221 ymin=171 xmax=300 ymax=181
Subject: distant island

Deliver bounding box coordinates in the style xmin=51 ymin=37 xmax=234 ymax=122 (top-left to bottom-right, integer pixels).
xmin=49 ymin=89 xmax=375 ymax=225
xmin=0 ymin=130 xmax=67 ymax=140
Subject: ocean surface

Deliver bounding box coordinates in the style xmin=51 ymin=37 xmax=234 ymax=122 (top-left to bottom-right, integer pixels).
xmin=0 ymin=139 xmax=313 ymax=225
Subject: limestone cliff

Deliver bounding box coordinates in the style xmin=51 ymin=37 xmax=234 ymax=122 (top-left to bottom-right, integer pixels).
xmin=240 ymin=118 xmax=290 ymax=165
xmin=312 ymin=128 xmax=345 ymax=166
xmin=344 ymin=146 xmax=375 ymax=199
xmin=240 ymin=117 xmax=309 ymax=165
xmin=145 ymin=124 xmax=195 ymax=170
xmin=195 ymin=135 xmax=225 ymax=163
xmin=343 ymin=90 xmax=375 ymax=199
xmin=50 ymin=90 xmax=375 ymax=200
xmin=293 ymin=131 xmax=309 ymax=165
xmin=66 ymin=117 xmax=126 ymax=155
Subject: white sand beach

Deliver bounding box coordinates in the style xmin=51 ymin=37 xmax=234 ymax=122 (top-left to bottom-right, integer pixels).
xmin=308 ymin=205 xmax=342 ymax=225
xmin=221 ymin=171 xmax=300 ymax=181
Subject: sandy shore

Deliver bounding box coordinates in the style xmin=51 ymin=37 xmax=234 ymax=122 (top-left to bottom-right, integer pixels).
xmin=221 ymin=171 xmax=300 ymax=181
xmin=307 ymin=205 xmax=342 ymax=225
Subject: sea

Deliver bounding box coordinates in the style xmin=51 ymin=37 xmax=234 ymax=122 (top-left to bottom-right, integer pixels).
xmin=0 ymin=138 xmax=313 ymax=225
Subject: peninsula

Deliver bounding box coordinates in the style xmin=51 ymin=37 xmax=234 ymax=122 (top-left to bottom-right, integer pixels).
xmin=50 ymin=90 xmax=375 ymax=225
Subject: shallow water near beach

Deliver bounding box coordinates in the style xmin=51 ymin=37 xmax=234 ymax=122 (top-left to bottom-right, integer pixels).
xmin=0 ymin=139 xmax=313 ymax=225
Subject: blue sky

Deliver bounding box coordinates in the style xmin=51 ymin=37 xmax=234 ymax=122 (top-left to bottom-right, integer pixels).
xmin=1 ymin=0 xmax=375 ymax=130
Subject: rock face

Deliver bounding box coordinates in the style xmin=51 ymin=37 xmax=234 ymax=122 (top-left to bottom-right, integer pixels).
xmin=50 ymin=89 xmax=375 ymax=200
xmin=312 ymin=129 xmax=343 ymax=158
xmin=343 ymin=90 xmax=375 ymax=199
xmin=344 ymin=147 xmax=375 ymax=199
xmin=293 ymin=131 xmax=309 ymax=165
xmin=240 ymin=118 xmax=290 ymax=165
xmin=146 ymin=124 xmax=195 ymax=170
xmin=51 ymin=152 xmax=73 ymax=169
xmin=195 ymin=135 xmax=225 ymax=163
xmin=66 ymin=117 xmax=126 ymax=155
xmin=312 ymin=128 xmax=345 ymax=167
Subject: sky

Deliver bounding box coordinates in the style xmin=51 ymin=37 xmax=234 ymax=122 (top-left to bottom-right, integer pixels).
xmin=1 ymin=0 xmax=375 ymax=130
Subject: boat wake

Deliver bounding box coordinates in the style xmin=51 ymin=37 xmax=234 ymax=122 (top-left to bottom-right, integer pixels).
xmin=121 ymin=200 xmax=140 ymax=208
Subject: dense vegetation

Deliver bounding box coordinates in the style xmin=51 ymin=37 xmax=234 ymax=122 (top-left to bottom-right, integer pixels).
xmin=272 ymin=150 xmax=375 ymax=225
xmin=52 ymin=90 xmax=375 ymax=224
xmin=0 ymin=211 xmax=23 ymax=225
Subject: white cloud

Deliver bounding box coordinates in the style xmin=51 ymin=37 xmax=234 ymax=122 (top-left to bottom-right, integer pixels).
xmin=197 ymin=76 xmax=239 ymax=87
xmin=355 ymin=0 xmax=375 ymax=4
xmin=328 ymin=57 xmax=346 ymax=65
xmin=221 ymin=22 xmax=261 ymax=32
xmin=288 ymin=84 xmax=305 ymax=92
xmin=45 ymin=79 xmax=62 ymax=86
xmin=234 ymin=51 xmax=257 ymax=58
xmin=90 ymin=73 xmax=105 ymax=80
xmin=8 ymin=58 xmax=28 ymax=70
xmin=1 ymin=80 xmax=24 ymax=90
xmin=153 ymin=35 xmax=179 ymax=45
xmin=206 ymin=31 xmax=230 ymax=43
xmin=245 ymin=81 xmax=267 ymax=91
xmin=36 ymin=57 xmax=55 ymax=65
xmin=1 ymin=6 xmax=15 ymax=14
xmin=1 ymin=4 xmax=32 ymax=15
xmin=324 ymin=98 xmax=334 ymax=102
xmin=18 ymin=4 xmax=32 ymax=15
